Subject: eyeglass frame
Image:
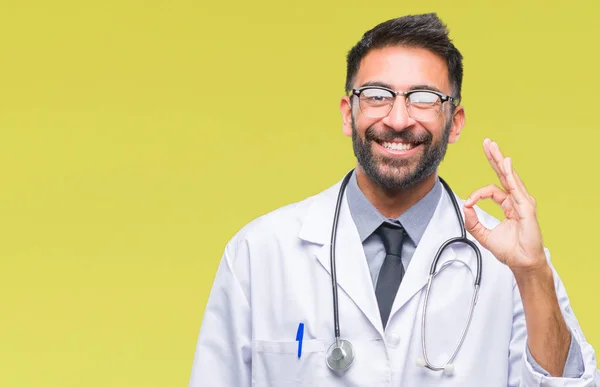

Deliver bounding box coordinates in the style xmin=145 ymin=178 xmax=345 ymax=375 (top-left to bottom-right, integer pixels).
xmin=350 ymin=85 xmax=460 ymax=122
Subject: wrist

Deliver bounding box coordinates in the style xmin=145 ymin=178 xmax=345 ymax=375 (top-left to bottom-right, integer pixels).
xmin=509 ymin=250 xmax=550 ymax=281
xmin=513 ymin=263 xmax=560 ymax=320
xmin=513 ymin=263 xmax=553 ymax=289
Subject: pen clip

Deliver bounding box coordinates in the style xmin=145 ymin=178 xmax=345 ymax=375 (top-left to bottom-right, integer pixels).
xmin=296 ymin=323 xmax=304 ymax=358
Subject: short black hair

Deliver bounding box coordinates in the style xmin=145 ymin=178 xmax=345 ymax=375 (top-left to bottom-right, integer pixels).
xmin=345 ymin=13 xmax=464 ymax=101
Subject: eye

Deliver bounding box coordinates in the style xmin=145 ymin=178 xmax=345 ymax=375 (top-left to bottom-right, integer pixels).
xmin=410 ymin=91 xmax=439 ymax=103
xmin=408 ymin=91 xmax=440 ymax=107
xmin=360 ymin=89 xmax=394 ymax=106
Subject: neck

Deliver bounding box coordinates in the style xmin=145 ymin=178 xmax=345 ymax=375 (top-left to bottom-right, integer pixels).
xmin=355 ymin=166 xmax=437 ymax=219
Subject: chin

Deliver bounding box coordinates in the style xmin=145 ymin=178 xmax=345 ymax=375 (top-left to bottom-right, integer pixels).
xmin=368 ymin=161 xmax=433 ymax=191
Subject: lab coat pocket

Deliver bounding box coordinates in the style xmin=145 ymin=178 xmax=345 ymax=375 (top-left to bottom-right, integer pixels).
xmin=252 ymin=339 xmax=326 ymax=386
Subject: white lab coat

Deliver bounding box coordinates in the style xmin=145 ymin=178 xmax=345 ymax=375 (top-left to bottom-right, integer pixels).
xmin=189 ymin=177 xmax=598 ymax=386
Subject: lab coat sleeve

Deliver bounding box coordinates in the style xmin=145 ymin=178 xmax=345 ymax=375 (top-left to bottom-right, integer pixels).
xmin=508 ymin=248 xmax=598 ymax=387
xmin=188 ymin=242 xmax=252 ymax=387
xmin=526 ymin=330 xmax=584 ymax=378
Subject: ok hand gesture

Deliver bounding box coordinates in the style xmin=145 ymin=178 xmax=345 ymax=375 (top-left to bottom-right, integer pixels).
xmin=463 ymin=138 xmax=547 ymax=273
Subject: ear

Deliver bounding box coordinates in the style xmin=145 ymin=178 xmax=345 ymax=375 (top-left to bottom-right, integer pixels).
xmin=447 ymin=105 xmax=465 ymax=144
xmin=340 ymin=96 xmax=353 ymax=137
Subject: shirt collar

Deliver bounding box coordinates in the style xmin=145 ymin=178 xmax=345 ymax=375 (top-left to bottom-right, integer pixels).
xmin=346 ymin=170 xmax=442 ymax=244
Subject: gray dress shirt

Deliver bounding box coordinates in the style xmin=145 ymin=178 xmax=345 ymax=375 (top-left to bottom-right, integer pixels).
xmin=344 ymin=170 xmax=583 ymax=378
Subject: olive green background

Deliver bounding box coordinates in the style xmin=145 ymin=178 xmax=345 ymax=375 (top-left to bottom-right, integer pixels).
xmin=0 ymin=0 xmax=598 ymax=385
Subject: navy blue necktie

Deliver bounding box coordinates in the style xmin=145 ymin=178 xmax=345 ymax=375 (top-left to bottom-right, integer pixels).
xmin=374 ymin=222 xmax=406 ymax=329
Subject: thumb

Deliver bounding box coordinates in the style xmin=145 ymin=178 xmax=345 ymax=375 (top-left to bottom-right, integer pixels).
xmin=463 ymin=205 xmax=490 ymax=246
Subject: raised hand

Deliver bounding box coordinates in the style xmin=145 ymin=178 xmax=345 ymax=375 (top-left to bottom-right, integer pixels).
xmin=463 ymin=138 xmax=547 ymax=273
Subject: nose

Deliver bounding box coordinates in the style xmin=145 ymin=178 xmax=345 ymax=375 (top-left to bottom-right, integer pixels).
xmin=381 ymin=96 xmax=416 ymax=131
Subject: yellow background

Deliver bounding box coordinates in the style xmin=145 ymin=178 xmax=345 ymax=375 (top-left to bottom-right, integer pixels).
xmin=0 ymin=0 xmax=598 ymax=385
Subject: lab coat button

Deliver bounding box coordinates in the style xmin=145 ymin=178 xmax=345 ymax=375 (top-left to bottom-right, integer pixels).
xmin=388 ymin=334 xmax=400 ymax=347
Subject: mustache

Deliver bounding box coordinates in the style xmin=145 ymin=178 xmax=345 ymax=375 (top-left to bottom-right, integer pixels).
xmin=364 ymin=126 xmax=432 ymax=144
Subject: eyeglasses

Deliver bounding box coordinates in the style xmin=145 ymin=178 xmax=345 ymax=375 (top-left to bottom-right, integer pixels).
xmin=351 ymin=86 xmax=459 ymax=122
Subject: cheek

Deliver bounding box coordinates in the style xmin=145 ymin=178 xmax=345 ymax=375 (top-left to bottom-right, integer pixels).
xmin=419 ymin=122 xmax=443 ymax=142
xmin=355 ymin=115 xmax=384 ymax=135
xmin=429 ymin=115 xmax=452 ymax=140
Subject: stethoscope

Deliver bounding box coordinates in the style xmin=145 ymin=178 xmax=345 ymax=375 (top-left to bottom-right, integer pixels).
xmin=325 ymin=169 xmax=482 ymax=376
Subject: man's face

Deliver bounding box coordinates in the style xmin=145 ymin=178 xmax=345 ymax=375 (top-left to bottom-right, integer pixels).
xmin=340 ymin=46 xmax=465 ymax=190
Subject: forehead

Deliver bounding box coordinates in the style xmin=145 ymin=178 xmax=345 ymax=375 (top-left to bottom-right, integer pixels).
xmin=354 ymin=45 xmax=450 ymax=93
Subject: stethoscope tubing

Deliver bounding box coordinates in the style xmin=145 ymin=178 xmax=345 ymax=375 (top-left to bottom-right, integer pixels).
xmin=328 ymin=169 xmax=483 ymax=373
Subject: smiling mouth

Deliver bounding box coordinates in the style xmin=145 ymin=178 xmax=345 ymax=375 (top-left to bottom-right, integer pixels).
xmin=380 ymin=141 xmax=416 ymax=151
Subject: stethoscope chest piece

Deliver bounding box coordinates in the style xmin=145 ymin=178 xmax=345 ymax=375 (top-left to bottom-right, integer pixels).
xmin=326 ymin=339 xmax=354 ymax=372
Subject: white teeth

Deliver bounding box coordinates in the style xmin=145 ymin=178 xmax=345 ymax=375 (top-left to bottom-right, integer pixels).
xmin=382 ymin=141 xmax=414 ymax=151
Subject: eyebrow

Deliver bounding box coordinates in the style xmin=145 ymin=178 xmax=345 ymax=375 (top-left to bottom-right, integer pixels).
xmin=357 ymin=81 xmax=443 ymax=94
xmin=408 ymin=84 xmax=443 ymax=93
xmin=358 ymin=81 xmax=394 ymax=89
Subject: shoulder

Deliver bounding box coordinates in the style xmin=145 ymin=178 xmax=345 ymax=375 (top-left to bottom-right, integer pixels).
xmin=223 ymin=180 xmax=340 ymax=263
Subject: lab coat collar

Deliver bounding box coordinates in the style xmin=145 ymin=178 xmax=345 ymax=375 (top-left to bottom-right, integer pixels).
xmin=297 ymin=178 xmax=341 ymax=246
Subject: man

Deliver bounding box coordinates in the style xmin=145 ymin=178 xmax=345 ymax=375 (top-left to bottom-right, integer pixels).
xmin=189 ymin=13 xmax=598 ymax=386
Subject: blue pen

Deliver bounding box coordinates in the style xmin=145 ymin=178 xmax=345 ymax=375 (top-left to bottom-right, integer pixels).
xmin=296 ymin=322 xmax=304 ymax=358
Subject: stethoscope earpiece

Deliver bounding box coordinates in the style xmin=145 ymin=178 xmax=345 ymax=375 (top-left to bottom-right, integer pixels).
xmin=416 ymin=358 xmax=454 ymax=375
xmin=443 ymin=363 xmax=455 ymax=376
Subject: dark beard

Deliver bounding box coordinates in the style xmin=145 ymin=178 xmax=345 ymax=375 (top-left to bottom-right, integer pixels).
xmin=351 ymin=116 xmax=451 ymax=190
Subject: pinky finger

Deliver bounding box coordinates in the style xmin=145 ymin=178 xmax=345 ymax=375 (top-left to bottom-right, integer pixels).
xmin=504 ymin=158 xmax=533 ymax=217
xmin=512 ymin=166 xmax=536 ymax=205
